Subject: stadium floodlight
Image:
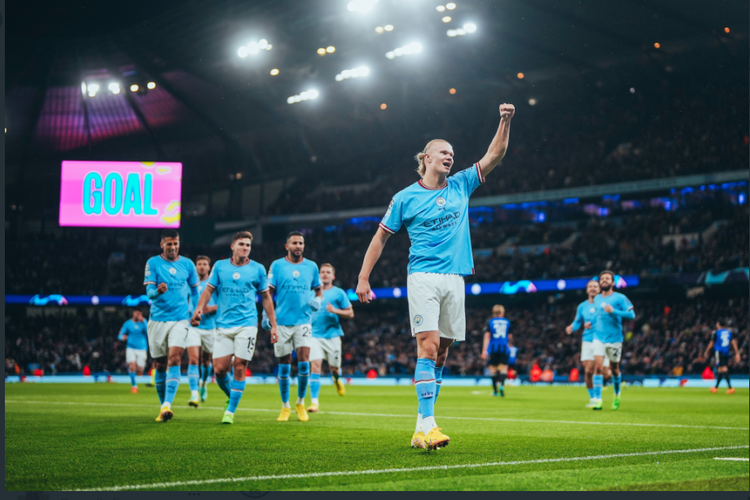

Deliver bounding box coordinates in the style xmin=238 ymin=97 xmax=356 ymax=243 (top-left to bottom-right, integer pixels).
xmin=464 ymin=23 xmax=476 ymax=33
xmin=130 ymin=84 xmax=139 ymax=92
xmin=335 ymin=66 xmax=370 ymax=81
xmin=287 ymin=89 xmax=319 ymax=104
xmin=375 ymin=26 xmax=384 ymax=33
xmin=442 ymin=16 xmax=452 ymax=22
xmin=238 ymin=46 xmax=249 ymax=57
xmin=317 ymin=48 xmax=327 ymax=55
xmin=258 ymin=39 xmax=268 ymax=49
xmin=528 ymin=98 xmax=537 ymax=106
xmin=448 ymin=24 xmax=473 ymax=37
xmin=81 ymin=82 xmax=87 ymax=96
xmin=446 ymin=2 xmax=456 ymax=9
xmin=147 ymin=82 xmax=156 ymax=89
xmin=384 ymin=24 xmax=394 ymax=31
xmin=238 ymin=39 xmax=273 ymax=58
xmin=436 ymin=5 xmax=446 ymax=12
xmin=347 ymin=0 xmax=379 ymax=13
xmin=270 ymin=68 xmax=280 ymax=76
xmin=108 ymin=83 xmax=120 ymax=95
xmin=385 ymin=42 xmax=422 ymax=59
xmin=326 ymin=46 xmax=336 ymax=53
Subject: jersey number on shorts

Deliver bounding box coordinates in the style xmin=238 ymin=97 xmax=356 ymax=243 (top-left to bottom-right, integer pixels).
xmin=302 ymin=326 xmax=311 ymax=338
xmin=247 ymin=337 xmax=256 ymax=351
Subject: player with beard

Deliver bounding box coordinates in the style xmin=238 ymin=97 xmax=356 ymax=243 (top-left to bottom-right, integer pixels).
xmin=192 ymin=256 xmax=219 ymax=402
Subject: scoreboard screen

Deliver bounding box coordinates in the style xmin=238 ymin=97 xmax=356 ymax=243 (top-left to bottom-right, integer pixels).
xmin=59 ymin=160 xmax=182 ymax=228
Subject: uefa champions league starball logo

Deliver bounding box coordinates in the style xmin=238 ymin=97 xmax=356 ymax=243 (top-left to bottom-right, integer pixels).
xmin=414 ymin=314 xmax=424 ymax=326
xmin=169 ymin=267 xmax=177 ymax=275
xmin=233 ymin=272 xmax=241 ymax=280
xmin=293 ymin=270 xmax=300 ymax=278
xmin=436 ymin=196 xmax=446 ymax=207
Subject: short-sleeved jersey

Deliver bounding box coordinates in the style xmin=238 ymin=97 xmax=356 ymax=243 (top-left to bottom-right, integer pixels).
xmin=119 ymin=319 xmax=148 ymax=350
xmin=143 ymin=255 xmax=200 ymax=322
xmin=572 ymin=299 xmax=599 ymax=343
xmin=189 ymin=278 xmax=217 ymax=330
xmin=312 ymin=286 xmax=352 ymax=339
xmin=268 ymin=257 xmax=321 ymax=326
xmin=508 ymin=345 xmax=518 ymax=365
xmin=379 ymin=163 xmax=485 ymax=276
xmin=593 ymin=292 xmax=634 ymax=344
xmin=486 ymin=316 xmax=511 ymax=354
xmin=207 ymin=259 xmax=268 ymax=329
xmin=712 ymin=328 xmax=733 ymax=355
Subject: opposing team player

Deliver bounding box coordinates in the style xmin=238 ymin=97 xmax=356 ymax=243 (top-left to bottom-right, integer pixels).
xmin=143 ymin=229 xmax=201 ymax=422
xmin=191 ymin=231 xmax=278 ymax=424
xmin=566 ymin=279 xmax=610 ymax=407
xmin=481 ymin=305 xmax=512 ymax=397
xmin=193 ymin=255 xmax=218 ymax=402
xmin=703 ymin=320 xmax=741 ymax=394
xmin=265 ymin=231 xmax=323 ymax=422
xmin=307 ymin=263 xmax=353 ymax=413
xmin=118 ymin=309 xmax=148 ymax=393
xmin=592 ymin=271 xmax=635 ymax=411
xmin=356 ymin=103 xmax=515 ymax=450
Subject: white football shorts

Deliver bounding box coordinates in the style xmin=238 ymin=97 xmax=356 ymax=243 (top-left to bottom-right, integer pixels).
xmin=147 ymin=320 xmax=189 ymax=359
xmin=310 ymin=336 xmax=343 ymax=368
xmin=125 ymin=348 xmax=147 ymax=368
xmin=593 ymin=339 xmax=622 ymax=364
xmin=581 ymin=341 xmax=609 ymax=366
xmin=186 ymin=326 xmax=215 ymax=353
xmin=213 ymin=326 xmax=258 ymax=361
xmin=407 ymin=272 xmax=466 ymax=341
xmin=275 ymin=324 xmax=313 ymax=358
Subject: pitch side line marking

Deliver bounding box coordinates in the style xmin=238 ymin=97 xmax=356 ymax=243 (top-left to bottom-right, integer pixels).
xmin=5 ymin=399 xmax=748 ymax=431
xmin=75 ymin=445 xmax=750 ymax=491
xmin=713 ymin=457 xmax=749 ymax=461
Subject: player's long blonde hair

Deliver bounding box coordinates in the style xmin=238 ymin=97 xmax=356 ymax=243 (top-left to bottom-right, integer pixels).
xmin=415 ymin=139 xmax=451 ymax=178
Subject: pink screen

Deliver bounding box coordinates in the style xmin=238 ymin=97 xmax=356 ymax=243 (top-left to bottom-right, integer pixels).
xmin=59 ymin=161 xmax=183 ymax=228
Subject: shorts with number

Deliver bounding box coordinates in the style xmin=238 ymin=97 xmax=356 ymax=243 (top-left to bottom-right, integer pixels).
xmin=275 ymin=324 xmax=312 ymax=358
xmin=187 ymin=326 xmax=215 ymax=353
xmin=310 ymin=336 xmax=342 ymax=368
xmin=715 ymin=351 xmax=730 ymax=367
xmin=593 ymin=339 xmax=622 ymax=363
xmin=407 ymin=272 xmax=466 ymax=341
xmin=147 ymin=320 xmax=189 ymax=359
xmin=126 ymin=348 xmax=147 ymax=367
xmin=214 ymin=326 xmax=258 ymax=361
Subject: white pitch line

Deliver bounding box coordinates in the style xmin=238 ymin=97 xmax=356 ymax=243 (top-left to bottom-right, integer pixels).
xmin=5 ymin=399 xmax=748 ymax=431
xmin=76 ymin=445 xmax=749 ymax=491
xmin=713 ymin=457 xmax=750 ymax=461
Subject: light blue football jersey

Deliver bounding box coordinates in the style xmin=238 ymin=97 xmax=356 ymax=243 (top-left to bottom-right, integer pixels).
xmin=379 ymin=163 xmax=484 ymax=276
xmin=593 ymin=292 xmax=634 ymax=344
xmin=268 ymin=257 xmax=321 ymax=326
xmin=119 ymin=319 xmax=148 ymax=350
xmin=143 ymin=255 xmax=200 ymax=322
xmin=311 ymin=286 xmax=352 ymax=339
xmin=572 ymin=299 xmax=599 ymax=343
xmin=207 ymin=259 xmax=268 ymax=329
xmin=190 ymin=278 xmax=218 ymax=330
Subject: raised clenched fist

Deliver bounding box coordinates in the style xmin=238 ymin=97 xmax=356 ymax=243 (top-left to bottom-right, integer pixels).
xmin=500 ymin=103 xmax=515 ymax=121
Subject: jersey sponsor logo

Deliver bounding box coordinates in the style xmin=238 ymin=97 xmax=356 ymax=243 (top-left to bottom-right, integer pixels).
xmin=422 ymin=211 xmax=461 ymax=231
xmin=436 ymin=196 xmax=446 ymax=207
xmin=292 ymin=270 xmax=300 ymax=278
xmin=232 ymin=272 xmax=241 ymax=280
xmin=169 ymin=267 xmax=177 ymax=275
xmin=414 ymin=314 xmax=424 ymax=326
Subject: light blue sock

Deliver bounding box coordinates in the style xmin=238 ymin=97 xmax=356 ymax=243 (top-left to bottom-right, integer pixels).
xmin=613 ymin=374 xmax=622 ymax=396
xmin=593 ymin=374 xmax=603 ymax=400
xmin=200 ymin=363 xmax=212 ymax=385
xmin=587 ymin=388 xmax=595 ymax=399
xmin=217 ymin=373 xmax=232 ymax=398
xmin=434 ymin=366 xmax=444 ymax=401
xmin=227 ymin=378 xmax=246 ymax=413
xmin=310 ymin=373 xmax=321 ymax=400
xmin=155 ymin=369 xmax=167 ymax=404
xmin=279 ymin=364 xmax=291 ymax=404
xmin=415 ymin=358 xmax=437 ymax=419
xmin=297 ymin=361 xmax=310 ymax=400
xmin=164 ymin=365 xmax=181 ymax=405
xmin=187 ymin=364 xmax=199 ymax=393
xmin=128 ymin=370 xmax=137 ymax=388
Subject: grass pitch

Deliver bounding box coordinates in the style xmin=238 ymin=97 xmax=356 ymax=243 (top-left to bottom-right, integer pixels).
xmin=5 ymin=382 xmax=748 ymax=491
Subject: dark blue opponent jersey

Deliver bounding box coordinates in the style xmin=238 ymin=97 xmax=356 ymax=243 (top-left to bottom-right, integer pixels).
xmin=486 ymin=317 xmax=510 ymax=354
xmin=712 ymin=328 xmax=733 ymax=355
xmin=508 ymin=345 xmax=518 ymax=365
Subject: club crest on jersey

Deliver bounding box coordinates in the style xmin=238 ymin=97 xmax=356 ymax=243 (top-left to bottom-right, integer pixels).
xmin=589 ymin=307 xmax=595 ymax=314
xmin=233 ymin=272 xmax=241 ymax=280
xmin=293 ymin=270 xmax=300 ymax=278
xmin=169 ymin=267 xmax=177 ymax=275
xmin=436 ymin=196 xmax=446 ymax=207
xmin=414 ymin=314 xmax=424 ymax=326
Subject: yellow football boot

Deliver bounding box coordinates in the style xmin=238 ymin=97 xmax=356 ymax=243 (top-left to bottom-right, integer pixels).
xmin=277 ymin=407 xmax=291 ymax=422
xmin=307 ymin=403 xmax=320 ymax=413
xmin=335 ymin=377 xmax=346 ymax=396
xmin=424 ymin=428 xmax=450 ymax=450
xmin=411 ymin=432 xmax=426 ymax=449
xmin=157 ymin=404 xmax=173 ymax=423
xmin=296 ymin=403 xmax=309 ymax=422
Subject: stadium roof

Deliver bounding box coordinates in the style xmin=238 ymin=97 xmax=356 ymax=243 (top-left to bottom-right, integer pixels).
xmin=6 ymin=0 xmax=747 ymax=205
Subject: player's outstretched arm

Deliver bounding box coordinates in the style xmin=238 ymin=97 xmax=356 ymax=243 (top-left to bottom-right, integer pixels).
xmin=478 ymin=103 xmax=515 ymax=179
xmin=261 ymin=289 xmax=278 ymax=344
xmin=356 ymin=227 xmax=391 ymax=303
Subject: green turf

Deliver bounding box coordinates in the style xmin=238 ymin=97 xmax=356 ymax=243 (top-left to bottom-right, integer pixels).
xmin=5 ymin=383 xmax=748 ymax=491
